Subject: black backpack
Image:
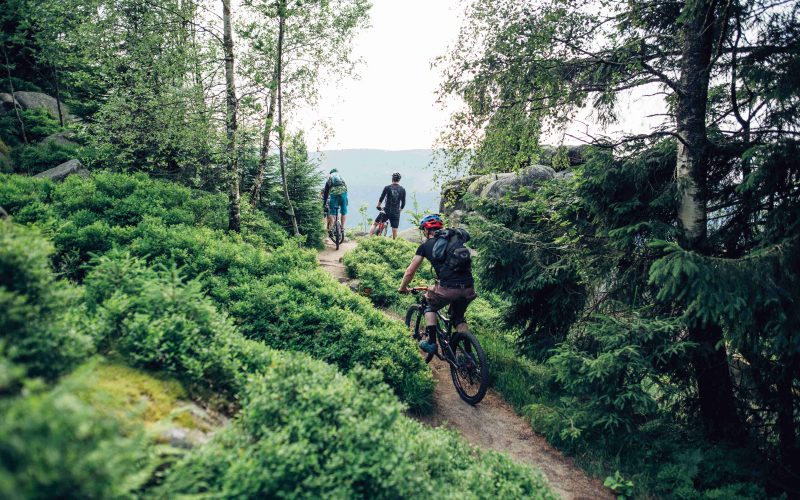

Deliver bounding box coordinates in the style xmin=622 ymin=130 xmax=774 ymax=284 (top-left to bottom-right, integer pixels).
xmin=432 ymin=228 xmax=472 ymax=273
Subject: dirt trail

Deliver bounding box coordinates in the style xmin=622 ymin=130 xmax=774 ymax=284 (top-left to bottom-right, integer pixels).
xmin=318 ymin=239 xmax=613 ymax=500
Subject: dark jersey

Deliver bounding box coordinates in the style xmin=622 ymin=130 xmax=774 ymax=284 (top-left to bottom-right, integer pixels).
xmin=416 ymin=237 xmax=474 ymax=286
xmin=379 ymin=184 xmax=406 ymax=214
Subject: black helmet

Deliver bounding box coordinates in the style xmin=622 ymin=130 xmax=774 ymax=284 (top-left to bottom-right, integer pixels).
xmin=392 ymin=172 xmax=401 ymax=182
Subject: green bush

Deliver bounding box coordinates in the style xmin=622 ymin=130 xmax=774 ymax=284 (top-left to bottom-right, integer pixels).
xmin=0 ymin=378 xmax=151 ymax=499
xmin=343 ymin=237 xmax=434 ymax=309
xmin=228 ymin=265 xmax=434 ymax=412
xmin=82 ymin=250 xmax=274 ymax=398
xmin=0 ymin=172 xmax=288 ymax=279
xmin=11 ymin=140 xmax=81 ymax=175
xmin=159 ymin=355 xmax=555 ymax=499
xmin=0 ymin=109 xmax=63 ymax=148
xmin=0 ymin=221 xmax=92 ymax=379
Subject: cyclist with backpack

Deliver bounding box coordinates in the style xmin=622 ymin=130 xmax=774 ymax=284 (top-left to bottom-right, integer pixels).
xmin=322 ymin=168 xmax=348 ymax=237
xmin=371 ymin=172 xmax=406 ymax=239
xmin=398 ymin=214 xmax=476 ymax=354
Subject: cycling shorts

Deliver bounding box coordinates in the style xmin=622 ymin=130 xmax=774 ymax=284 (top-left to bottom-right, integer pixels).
xmin=328 ymin=192 xmax=348 ymax=216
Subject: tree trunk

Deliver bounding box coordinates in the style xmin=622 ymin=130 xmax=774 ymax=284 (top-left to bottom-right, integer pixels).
xmin=222 ymin=0 xmax=240 ymax=232
xmin=249 ymin=84 xmax=277 ymax=206
xmin=675 ymin=0 xmax=744 ymax=443
xmin=275 ymin=6 xmax=299 ymax=236
xmin=52 ymin=66 xmax=64 ymax=127
xmin=776 ymin=363 xmax=798 ymax=473
xmin=2 ymin=44 xmax=27 ymax=145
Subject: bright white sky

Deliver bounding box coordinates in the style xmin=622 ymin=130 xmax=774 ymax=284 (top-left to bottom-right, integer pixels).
xmin=295 ymin=0 xmax=665 ymax=151
xmin=296 ymin=0 xmax=465 ymax=151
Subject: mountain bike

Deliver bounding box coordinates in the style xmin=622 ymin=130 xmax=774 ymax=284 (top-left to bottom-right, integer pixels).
xmin=328 ymin=207 xmax=345 ymax=250
xmin=404 ymin=287 xmax=488 ymax=404
xmin=373 ymin=208 xmax=389 ymax=237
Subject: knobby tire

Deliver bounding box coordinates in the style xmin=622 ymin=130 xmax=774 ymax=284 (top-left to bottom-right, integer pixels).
xmin=449 ymin=331 xmax=488 ymax=405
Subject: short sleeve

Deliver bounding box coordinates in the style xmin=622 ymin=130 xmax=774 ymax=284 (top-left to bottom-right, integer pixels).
xmin=415 ymin=243 xmax=425 ymax=256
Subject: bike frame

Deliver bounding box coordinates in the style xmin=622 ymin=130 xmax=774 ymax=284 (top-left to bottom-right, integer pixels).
xmin=410 ymin=287 xmax=460 ymax=368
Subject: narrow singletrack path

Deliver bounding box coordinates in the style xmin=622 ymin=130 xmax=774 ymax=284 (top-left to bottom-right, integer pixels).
xmin=318 ymin=239 xmax=613 ymax=500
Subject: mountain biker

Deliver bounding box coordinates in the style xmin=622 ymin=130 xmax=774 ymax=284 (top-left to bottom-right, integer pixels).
xmin=398 ymin=214 xmax=476 ymax=354
xmin=322 ymin=168 xmax=348 ymax=238
xmin=371 ymin=172 xmax=406 ymax=239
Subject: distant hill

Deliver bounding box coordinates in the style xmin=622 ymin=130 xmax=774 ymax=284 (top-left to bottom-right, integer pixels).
xmin=311 ymin=149 xmax=442 ymax=231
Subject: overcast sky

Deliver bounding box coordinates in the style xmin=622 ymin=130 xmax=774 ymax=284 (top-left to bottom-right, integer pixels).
xmin=295 ymin=0 xmax=464 ymax=151
xmin=295 ymin=0 xmax=665 ymax=152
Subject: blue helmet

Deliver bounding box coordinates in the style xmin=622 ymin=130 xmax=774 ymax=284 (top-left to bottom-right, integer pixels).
xmin=419 ymin=213 xmax=443 ymax=231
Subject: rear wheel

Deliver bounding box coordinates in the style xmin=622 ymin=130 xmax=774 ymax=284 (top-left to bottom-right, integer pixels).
xmin=449 ymin=331 xmax=488 ymax=405
xmin=334 ymin=220 xmax=343 ymax=249
xmin=405 ymin=304 xmax=434 ymax=363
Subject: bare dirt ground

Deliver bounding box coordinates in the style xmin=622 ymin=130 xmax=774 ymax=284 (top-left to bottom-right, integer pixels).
xmin=318 ymin=239 xmax=613 ymax=500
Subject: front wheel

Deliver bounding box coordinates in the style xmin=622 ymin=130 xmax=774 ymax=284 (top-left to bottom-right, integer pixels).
xmin=405 ymin=304 xmax=434 ymax=364
xmin=449 ymin=331 xmax=488 ymax=405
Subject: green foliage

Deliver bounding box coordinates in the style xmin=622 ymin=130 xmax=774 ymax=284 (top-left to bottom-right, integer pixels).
xmin=0 ymin=109 xmax=62 ymax=147
xmin=0 ymin=172 xmax=287 ymax=278
xmin=228 ymin=264 xmax=435 ymax=412
xmin=262 ymin=133 xmax=325 ymax=248
xmin=0 ymin=221 xmax=92 ymax=379
xmin=603 ymin=471 xmax=634 ymax=500
xmin=0 ymin=172 xmax=431 ymax=409
xmin=82 ymin=250 xmax=289 ymax=400
xmin=10 ymin=140 xmax=81 ymax=175
xmin=547 ymin=312 xmax=692 ymax=436
xmin=0 ymin=376 xmax=152 ymax=499
xmin=159 ymin=355 xmax=555 ymax=499
xmin=343 ymin=237 xmax=434 ymax=308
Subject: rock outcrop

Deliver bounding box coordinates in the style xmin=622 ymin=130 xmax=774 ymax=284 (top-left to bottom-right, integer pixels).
xmin=0 ymin=93 xmax=18 ymax=115
xmin=12 ymin=91 xmax=72 ymax=121
xmin=440 ymin=146 xmax=586 ymax=217
xmin=40 ymin=131 xmax=79 ymax=148
xmin=34 ymin=159 xmax=88 ymax=181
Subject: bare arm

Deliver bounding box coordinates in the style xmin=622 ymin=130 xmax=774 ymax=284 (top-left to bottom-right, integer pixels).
xmin=399 ymin=255 xmax=424 ymax=291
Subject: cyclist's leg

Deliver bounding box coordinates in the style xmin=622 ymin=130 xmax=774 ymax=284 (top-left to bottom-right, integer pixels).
xmin=423 ymin=285 xmax=450 ymax=344
xmin=339 ymin=193 xmax=348 ymax=231
xmin=388 ymin=211 xmax=400 ymax=240
xmin=328 ymin=196 xmax=341 ymax=232
xmin=449 ymin=288 xmax=477 ymax=333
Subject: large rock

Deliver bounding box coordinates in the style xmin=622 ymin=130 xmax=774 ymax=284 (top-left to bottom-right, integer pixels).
xmin=40 ymin=131 xmax=79 ymax=148
xmin=440 ymin=174 xmax=481 ymax=213
xmin=0 ymin=93 xmax=19 ymax=115
xmin=12 ymin=91 xmax=71 ymax=121
xmin=397 ymin=227 xmax=423 ymax=244
xmin=34 ymin=159 xmax=88 ymax=181
xmin=481 ymin=165 xmax=556 ymax=200
xmin=467 ymin=173 xmax=508 ymax=197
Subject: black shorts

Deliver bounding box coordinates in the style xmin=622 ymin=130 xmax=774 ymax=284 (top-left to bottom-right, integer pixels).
xmin=375 ymin=211 xmax=389 ymax=224
xmin=387 ymin=211 xmax=400 ymax=229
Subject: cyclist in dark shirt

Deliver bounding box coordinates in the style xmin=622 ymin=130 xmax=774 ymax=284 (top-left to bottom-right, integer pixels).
xmin=398 ymin=214 xmax=476 ymax=354
xmin=371 ymin=172 xmax=406 ymax=239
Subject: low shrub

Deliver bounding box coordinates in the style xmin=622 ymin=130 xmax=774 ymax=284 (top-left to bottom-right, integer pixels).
xmin=11 ymin=140 xmax=81 ymax=175
xmin=0 ymin=221 xmax=92 ymax=379
xmin=0 ymin=109 xmax=63 ymax=148
xmin=82 ymin=250 xmax=275 ymax=399
xmin=0 ymin=172 xmax=288 ymax=279
xmin=0 ymin=377 xmax=152 ymax=499
xmin=228 ymin=266 xmax=435 ymax=412
xmin=343 ymin=237 xmax=434 ymax=309
xmin=158 ymin=356 xmax=556 ymax=499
